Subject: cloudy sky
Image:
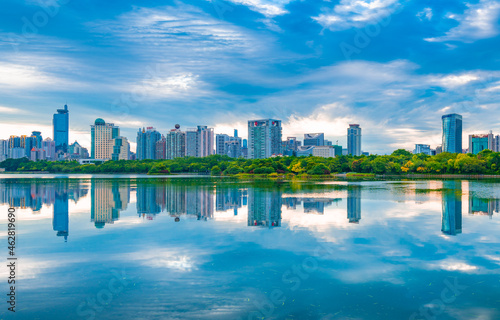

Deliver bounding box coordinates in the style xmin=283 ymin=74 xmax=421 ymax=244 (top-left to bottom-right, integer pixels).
xmin=1 ymin=0 xmax=499 ymax=154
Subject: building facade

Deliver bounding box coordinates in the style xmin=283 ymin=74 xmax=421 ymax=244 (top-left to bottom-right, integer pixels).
xmin=111 ymin=136 xmax=130 ymax=161
xmin=186 ymin=126 xmax=214 ymax=158
xmin=91 ymin=118 xmax=119 ymax=160
xmin=313 ymin=146 xmax=335 ymax=158
xmin=166 ymin=125 xmax=186 ymax=159
xmin=248 ymin=119 xmax=282 ymax=159
xmin=304 ymin=133 xmax=324 ymax=146
xmin=442 ymin=113 xmax=462 ymax=153
xmin=347 ymin=124 xmax=361 ymax=156
xmin=53 ymin=104 xmax=69 ymax=153
xmin=468 ymin=133 xmax=494 ymax=155
xmin=137 ymin=127 xmax=162 ymax=160
xmin=414 ymin=144 xmax=431 ymax=155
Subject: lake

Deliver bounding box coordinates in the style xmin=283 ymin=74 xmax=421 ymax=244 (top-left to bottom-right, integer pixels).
xmin=1 ymin=175 xmax=499 ymax=320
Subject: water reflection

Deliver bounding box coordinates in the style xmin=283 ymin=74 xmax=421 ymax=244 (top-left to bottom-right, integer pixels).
xmin=1 ymin=179 xmax=499 ymax=238
xmin=441 ymin=180 xmax=463 ymax=236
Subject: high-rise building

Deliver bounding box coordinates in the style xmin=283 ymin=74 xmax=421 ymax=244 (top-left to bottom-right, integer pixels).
xmin=468 ymin=133 xmax=494 ymax=155
xmin=91 ymin=118 xmax=119 ymax=160
xmin=186 ymin=126 xmax=214 ymax=158
xmin=242 ymin=139 xmax=248 ymax=158
xmin=304 ymin=133 xmax=324 ymax=146
xmin=347 ymin=124 xmax=361 ymax=156
xmin=166 ymin=124 xmax=186 ymax=159
xmin=442 ymin=113 xmax=462 ymax=153
xmin=0 ymin=140 xmax=8 ymax=161
xmin=8 ymin=136 xmax=25 ymax=159
xmin=248 ymin=119 xmax=282 ymax=159
xmin=53 ymin=104 xmax=69 ymax=153
xmin=68 ymin=141 xmax=89 ymax=159
xmin=42 ymin=138 xmax=56 ymax=160
xmin=156 ymin=135 xmax=167 ymax=159
xmin=216 ymin=131 xmax=242 ymax=158
xmin=282 ymin=137 xmax=300 ymax=156
xmin=137 ymin=127 xmax=162 ymax=160
xmin=414 ymin=144 xmax=431 ymax=155
xmin=111 ymin=136 xmax=130 ymax=160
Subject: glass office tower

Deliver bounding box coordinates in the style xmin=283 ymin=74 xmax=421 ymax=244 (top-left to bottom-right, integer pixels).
xmin=53 ymin=104 xmax=69 ymax=153
xmin=442 ymin=113 xmax=462 ymax=153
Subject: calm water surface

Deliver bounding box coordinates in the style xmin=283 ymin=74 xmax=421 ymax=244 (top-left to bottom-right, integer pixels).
xmin=0 ymin=175 xmax=499 ymax=320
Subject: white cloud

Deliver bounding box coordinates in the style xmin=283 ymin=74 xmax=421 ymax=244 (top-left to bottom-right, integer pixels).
xmin=222 ymin=0 xmax=292 ymax=17
xmin=417 ymin=7 xmax=432 ymax=21
xmin=0 ymin=106 xmax=24 ymax=114
xmin=426 ymin=0 xmax=500 ymax=42
xmin=313 ymin=0 xmax=400 ymax=31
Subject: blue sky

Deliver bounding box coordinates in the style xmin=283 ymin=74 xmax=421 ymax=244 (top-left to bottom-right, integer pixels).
xmin=0 ymin=0 xmax=499 ymax=153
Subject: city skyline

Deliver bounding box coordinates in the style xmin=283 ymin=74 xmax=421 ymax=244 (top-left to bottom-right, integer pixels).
xmin=1 ymin=1 xmax=499 ymax=154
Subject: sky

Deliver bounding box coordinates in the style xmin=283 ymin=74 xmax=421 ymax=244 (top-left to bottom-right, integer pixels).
xmin=0 ymin=0 xmax=499 ymax=154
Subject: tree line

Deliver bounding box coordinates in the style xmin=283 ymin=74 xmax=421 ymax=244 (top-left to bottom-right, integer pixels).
xmin=2 ymin=149 xmax=500 ymax=175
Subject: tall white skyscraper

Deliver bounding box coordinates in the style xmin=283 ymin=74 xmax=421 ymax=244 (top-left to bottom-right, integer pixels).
xmin=248 ymin=119 xmax=282 ymax=159
xmin=186 ymin=125 xmax=214 ymax=158
xmin=347 ymin=124 xmax=361 ymax=156
xmin=91 ymin=118 xmax=120 ymax=160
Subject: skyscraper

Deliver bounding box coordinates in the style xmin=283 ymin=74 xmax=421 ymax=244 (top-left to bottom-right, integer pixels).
xmin=186 ymin=125 xmax=214 ymax=158
xmin=442 ymin=113 xmax=462 ymax=153
xmin=90 ymin=118 xmax=119 ymax=160
xmin=248 ymin=119 xmax=282 ymax=159
xmin=468 ymin=132 xmax=494 ymax=154
xmin=166 ymin=124 xmax=186 ymax=159
xmin=53 ymin=104 xmax=69 ymax=153
xmin=414 ymin=144 xmax=431 ymax=155
xmin=216 ymin=131 xmax=242 ymax=158
xmin=347 ymin=124 xmax=361 ymax=156
xmin=304 ymin=133 xmax=324 ymax=146
xmin=111 ymin=136 xmax=130 ymax=160
xmin=137 ymin=127 xmax=162 ymax=160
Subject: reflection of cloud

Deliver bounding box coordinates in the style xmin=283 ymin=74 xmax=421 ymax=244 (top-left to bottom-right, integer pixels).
xmin=125 ymin=249 xmax=199 ymax=272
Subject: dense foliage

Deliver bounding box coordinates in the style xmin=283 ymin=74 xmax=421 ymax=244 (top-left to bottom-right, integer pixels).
xmin=2 ymin=149 xmax=500 ymax=175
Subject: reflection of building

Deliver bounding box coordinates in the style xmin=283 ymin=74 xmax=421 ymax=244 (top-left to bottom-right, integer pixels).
xmin=283 ymin=197 xmax=340 ymax=214
xmin=441 ymin=181 xmax=462 ymax=235
xmin=469 ymin=197 xmax=498 ymax=218
xmin=91 ymin=180 xmax=130 ymax=228
xmin=162 ymin=184 xmax=214 ymax=220
xmin=248 ymin=189 xmax=282 ymax=228
xmin=53 ymin=190 xmax=69 ymax=241
xmin=137 ymin=183 xmax=162 ymax=217
xmin=216 ymin=188 xmax=247 ymax=215
xmin=347 ymin=185 xmax=361 ymax=223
